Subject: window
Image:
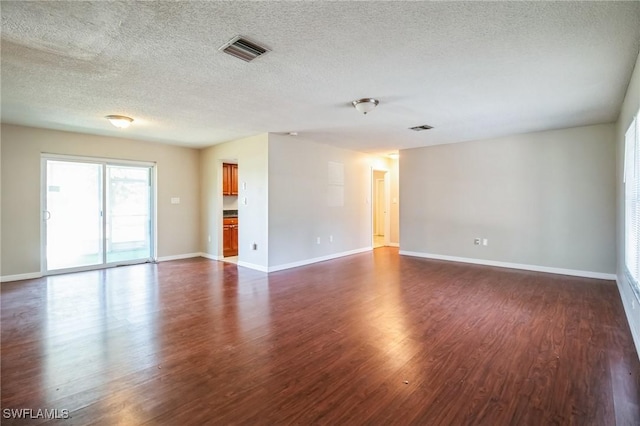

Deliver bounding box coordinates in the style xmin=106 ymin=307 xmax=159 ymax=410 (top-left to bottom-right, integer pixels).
xmin=625 ymin=112 xmax=640 ymax=296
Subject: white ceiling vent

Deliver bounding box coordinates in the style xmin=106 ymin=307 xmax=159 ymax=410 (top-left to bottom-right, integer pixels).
xmin=219 ymin=36 xmax=270 ymax=62
xmin=409 ymin=125 xmax=433 ymax=131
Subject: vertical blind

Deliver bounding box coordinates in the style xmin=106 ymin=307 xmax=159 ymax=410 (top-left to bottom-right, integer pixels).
xmin=625 ymin=113 xmax=640 ymax=292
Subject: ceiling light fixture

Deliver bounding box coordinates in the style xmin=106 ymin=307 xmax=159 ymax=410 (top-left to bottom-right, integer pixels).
xmin=409 ymin=124 xmax=433 ymax=131
xmin=388 ymin=153 xmax=399 ymax=159
xmin=106 ymin=115 xmax=134 ymax=129
xmin=352 ymin=98 xmax=379 ymax=115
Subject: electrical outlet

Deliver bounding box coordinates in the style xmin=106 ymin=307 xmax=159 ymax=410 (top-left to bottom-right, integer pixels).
xmin=329 ymin=235 xmax=333 ymax=243
xmin=316 ymin=237 xmax=321 ymax=244
xmin=474 ymin=238 xmax=481 ymax=245
xmin=482 ymin=238 xmax=488 ymax=246
xmin=251 ymin=242 xmax=257 ymax=250
xmin=208 ymin=235 xmax=211 ymax=243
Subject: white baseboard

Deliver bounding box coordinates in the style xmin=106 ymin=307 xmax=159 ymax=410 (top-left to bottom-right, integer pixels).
xmin=615 ymin=276 xmax=640 ymax=361
xmin=1 ymin=272 xmax=43 ymax=283
xmin=200 ymin=252 xmax=221 ymax=261
xmin=237 ymin=261 xmax=269 ymax=272
xmin=156 ymin=253 xmax=202 ymax=262
xmin=399 ymin=250 xmax=617 ymax=280
xmin=267 ymin=247 xmax=372 ymax=273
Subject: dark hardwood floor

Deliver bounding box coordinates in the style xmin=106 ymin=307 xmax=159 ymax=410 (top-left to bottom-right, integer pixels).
xmin=1 ymin=248 xmax=639 ymax=425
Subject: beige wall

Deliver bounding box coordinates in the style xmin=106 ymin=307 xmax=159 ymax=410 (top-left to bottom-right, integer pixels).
xmin=616 ymin=51 xmax=640 ymax=353
xmin=200 ymin=134 xmax=269 ymax=269
xmin=400 ymin=123 xmax=616 ymax=275
xmin=267 ymin=134 xmax=372 ymax=269
xmin=2 ymin=125 xmax=390 ymax=277
xmin=1 ymin=124 xmax=201 ymax=278
xmin=389 ymin=157 xmax=400 ymax=245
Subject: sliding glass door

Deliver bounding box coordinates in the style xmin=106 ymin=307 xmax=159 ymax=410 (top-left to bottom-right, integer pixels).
xmin=43 ymin=157 xmax=154 ymax=273
xmin=45 ymin=160 xmax=103 ymax=270
xmin=106 ymin=165 xmax=152 ymax=263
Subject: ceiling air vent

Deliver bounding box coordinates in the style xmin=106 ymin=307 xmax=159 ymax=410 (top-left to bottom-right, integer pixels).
xmin=409 ymin=125 xmax=433 ymax=131
xmin=219 ymin=36 xmax=270 ymax=62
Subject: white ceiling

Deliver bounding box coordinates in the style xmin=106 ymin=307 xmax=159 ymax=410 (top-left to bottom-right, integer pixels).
xmin=1 ymin=1 xmax=639 ymax=154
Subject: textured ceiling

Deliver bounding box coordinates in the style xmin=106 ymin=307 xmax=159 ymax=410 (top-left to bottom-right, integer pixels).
xmin=1 ymin=1 xmax=639 ymax=153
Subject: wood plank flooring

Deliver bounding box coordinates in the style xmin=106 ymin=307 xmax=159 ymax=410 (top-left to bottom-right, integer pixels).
xmin=1 ymin=248 xmax=639 ymax=425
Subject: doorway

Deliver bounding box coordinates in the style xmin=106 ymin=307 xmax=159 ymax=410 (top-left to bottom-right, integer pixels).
xmin=42 ymin=157 xmax=155 ymax=273
xmin=372 ymin=169 xmax=389 ymax=248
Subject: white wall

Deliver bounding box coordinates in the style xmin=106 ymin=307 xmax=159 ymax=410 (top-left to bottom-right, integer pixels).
xmin=267 ymin=134 xmax=372 ymax=270
xmin=200 ymin=134 xmax=269 ymax=270
xmin=616 ymin=50 xmax=640 ymax=354
xmin=1 ymin=124 xmax=201 ymax=279
xmin=400 ymin=123 xmax=616 ymax=277
xmin=223 ymin=196 xmax=238 ymax=210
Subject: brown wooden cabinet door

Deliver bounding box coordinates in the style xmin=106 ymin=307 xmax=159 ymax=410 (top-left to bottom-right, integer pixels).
xmin=231 ymin=164 xmax=238 ymax=195
xmin=222 ymin=163 xmax=238 ymax=196
xmin=223 ymin=224 xmax=232 ymax=256
xmin=223 ymin=219 xmax=239 ymax=257
xmin=230 ymin=225 xmax=238 ymax=255
xmin=222 ymin=163 xmax=231 ymax=195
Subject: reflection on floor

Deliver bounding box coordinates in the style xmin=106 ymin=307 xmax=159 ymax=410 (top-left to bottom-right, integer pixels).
xmin=48 ymin=248 xmax=150 ymax=270
xmin=222 ymin=256 xmax=238 ymax=264
xmin=373 ymin=235 xmax=385 ymax=248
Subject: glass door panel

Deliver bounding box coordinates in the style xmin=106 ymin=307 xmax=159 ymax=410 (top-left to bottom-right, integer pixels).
xmin=46 ymin=160 xmax=103 ymax=270
xmin=106 ymin=165 xmax=151 ymax=263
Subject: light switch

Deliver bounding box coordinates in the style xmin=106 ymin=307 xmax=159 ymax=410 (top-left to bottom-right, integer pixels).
xmin=171 ymin=197 xmax=180 ymax=204
xmin=243 ymin=197 xmax=248 ymax=205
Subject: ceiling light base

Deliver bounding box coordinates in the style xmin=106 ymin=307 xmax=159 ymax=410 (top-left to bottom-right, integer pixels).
xmin=352 ymin=98 xmax=379 ymax=115
xmin=106 ymin=115 xmax=134 ymax=129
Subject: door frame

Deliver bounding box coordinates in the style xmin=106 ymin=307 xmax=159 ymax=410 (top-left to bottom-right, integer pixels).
xmin=40 ymin=153 xmax=157 ymax=276
xmin=371 ymin=167 xmax=390 ymax=248
xmin=219 ymin=158 xmax=240 ymax=261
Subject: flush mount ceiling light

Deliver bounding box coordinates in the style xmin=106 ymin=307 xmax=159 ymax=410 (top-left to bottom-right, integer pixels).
xmin=352 ymin=98 xmax=379 ymax=115
xmin=388 ymin=153 xmax=399 ymax=159
xmin=409 ymin=124 xmax=433 ymax=131
xmin=106 ymin=115 xmax=134 ymax=129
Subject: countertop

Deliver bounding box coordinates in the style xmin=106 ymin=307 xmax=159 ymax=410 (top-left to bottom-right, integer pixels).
xmin=223 ymin=209 xmax=238 ymax=218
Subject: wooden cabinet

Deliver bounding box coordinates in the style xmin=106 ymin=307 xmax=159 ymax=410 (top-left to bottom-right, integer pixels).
xmin=222 ymin=163 xmax=238 ymax=195
xmin=223 ymin=217 xmax=238 ymax=257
